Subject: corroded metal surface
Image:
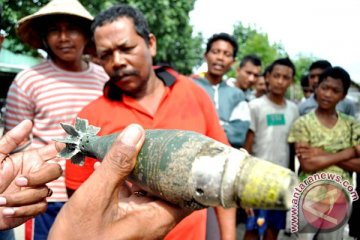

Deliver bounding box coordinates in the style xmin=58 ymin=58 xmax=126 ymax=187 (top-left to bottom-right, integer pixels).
xmin=57 ymin=118 xmax=298 ymax=210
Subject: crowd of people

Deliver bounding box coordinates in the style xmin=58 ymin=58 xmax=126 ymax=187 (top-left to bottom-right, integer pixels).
xmin=0 ymin=0 xmax=359 ymax=240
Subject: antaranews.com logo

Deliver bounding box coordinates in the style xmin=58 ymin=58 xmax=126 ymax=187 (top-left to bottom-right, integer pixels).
xmin=290 ymin=172 xmax=358 ymax=233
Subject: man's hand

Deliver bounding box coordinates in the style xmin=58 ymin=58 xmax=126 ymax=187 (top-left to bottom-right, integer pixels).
xmin=49 ymin=124 xmax=191 ymax=240
xmin=0 ymin=120 xmax=63 ymax=230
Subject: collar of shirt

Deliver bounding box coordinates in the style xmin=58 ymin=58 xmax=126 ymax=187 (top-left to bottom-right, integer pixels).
xmin=103 ymin=66 xmax=176 ymax=101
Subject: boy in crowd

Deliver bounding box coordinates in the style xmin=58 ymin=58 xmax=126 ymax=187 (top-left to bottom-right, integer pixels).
xmin=253 ymin=72 xmax=267 ymax=99
xmin=194 ymin=33 xmax=249 ymax=149
xmin=228 ymin=54 xmax=262 ymax=101
xmin=300 ymin=74 xmax=312 ymax=102
xmin=4 ymin=0 xmax=108 ymax=238
xmin=288 ymin=66 xmax=360 ymax=240
xmin=298 ymin=60 xmax=356 ymax=116
xmin=244 ymin=57 xmax=299 ymax=240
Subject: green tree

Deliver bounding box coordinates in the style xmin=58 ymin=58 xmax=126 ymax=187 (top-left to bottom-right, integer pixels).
xmin=230 ymin=22 xmax=317 ymax=101
xmin=232 ymin=22 xmax=286 ymax=70
xmin=126 ymin=0 xmax=203 ymax=74
xmin=289 ymin=54 xmax=316 ymax=101
xmin=292 ymin=53 xmax=316 ymax=82
xmin=231 ymin=22 xmax=316 ymax=83
xmin=1 ymin=0 xmax=203 ymax=74
xmin=1 ymin=0 xmax=48 ymax=53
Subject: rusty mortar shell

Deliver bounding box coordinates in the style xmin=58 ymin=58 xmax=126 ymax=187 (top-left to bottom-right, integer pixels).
xmin=56 ymin=118 xmax=297 ymax=210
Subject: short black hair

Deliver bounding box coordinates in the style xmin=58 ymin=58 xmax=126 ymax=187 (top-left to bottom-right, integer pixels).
xmin=91 ymin=4 xmax=150 ymax=45
xmin=309 ymin=60 xmax=332 ymax=71
xmin=267 ymin=57 xmax=296 ymax=77
xmin=300 ymin=74 xmax=310 ymax=87
xmin=262 ymin=65 xmax=271 ymax=77
xmin=318 ymin=66 xmax=351 ymax=95
xmin=239 ymin=54 xmax=262 ymax=68
xmin=205 ymin=32 xmax=238 ymax=58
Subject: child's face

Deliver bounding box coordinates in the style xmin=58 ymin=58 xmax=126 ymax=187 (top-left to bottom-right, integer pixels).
xmin=315 ymin=77 xmax=345 ymax=110
xmin=267 ymin=65 xmax=293 ymax=97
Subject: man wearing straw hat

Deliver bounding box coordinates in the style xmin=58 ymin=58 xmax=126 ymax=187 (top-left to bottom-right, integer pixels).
xmin=4 ymin=0 xmax=108 ymax=238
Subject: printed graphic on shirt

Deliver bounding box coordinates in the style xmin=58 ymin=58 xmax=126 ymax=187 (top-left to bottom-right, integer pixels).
xmin=266 ymin=113 xmax=285 ymax=126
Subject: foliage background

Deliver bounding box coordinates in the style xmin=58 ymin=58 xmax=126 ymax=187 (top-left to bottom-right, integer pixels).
xmin=1 ymin=0 xmax=316 ymax=97
xmin=1 ymin=0 xmax=203 ymax=74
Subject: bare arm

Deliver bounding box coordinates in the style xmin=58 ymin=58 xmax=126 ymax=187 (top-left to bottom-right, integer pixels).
xmin=289 ymin=143 xmax=296 ymax=172
xmin=222 ymin=101 xmax=251 ymax=148
xmin=337 ymin=145 xmax=360 ymax=172
xmin=215 ymin=207 xmax=236 ymax=240
xmin=337 ymin=158 xmax=360 ymax=172
xmin=244 ymin=130 xmax=254 ymax=154
xmin=296 ymin=143 xmax=357 ymax=172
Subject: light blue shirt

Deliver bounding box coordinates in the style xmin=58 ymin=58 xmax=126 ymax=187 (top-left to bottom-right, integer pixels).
xmin=194 ymin=78 xmax=250 ymax=148
xmin=298 ymin=94 xmax=356 ymax=117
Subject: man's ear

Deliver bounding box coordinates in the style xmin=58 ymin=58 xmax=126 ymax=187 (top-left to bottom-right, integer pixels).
xmin=341 ymin=92 xmax=346 ymax=100
xmin=235 ymin=66 xmax=241 ymax=76
xmin=84 ymin=39 xmax=97 ymax=57
xmin=203 ymin=52 xmax=209 ymax=64
xmin=148 ymin=33 xmax=157 ymax=57
xmin=265 ymin=72 xmax=271 ymax=80
xmin=230 ymin=58 xmax=236 ymax=67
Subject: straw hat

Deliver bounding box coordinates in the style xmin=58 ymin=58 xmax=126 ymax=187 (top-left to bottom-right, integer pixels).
xmin=16 ymin=0 xmax=93 ymax=49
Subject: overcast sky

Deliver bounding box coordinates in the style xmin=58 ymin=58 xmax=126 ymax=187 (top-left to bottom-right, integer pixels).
xmin=190 ymin=0 xmax=360 ymax=81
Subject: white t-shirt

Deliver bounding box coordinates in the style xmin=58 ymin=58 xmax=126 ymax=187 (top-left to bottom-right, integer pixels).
xmin=248 ymin=95 xmax=299 ymax=167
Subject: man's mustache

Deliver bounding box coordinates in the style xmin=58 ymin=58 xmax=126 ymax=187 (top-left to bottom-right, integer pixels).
xmin=110 ymin=69 xmax=139 ymax=80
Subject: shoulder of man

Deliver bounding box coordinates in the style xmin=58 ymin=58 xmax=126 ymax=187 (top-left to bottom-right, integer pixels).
xmin=337 ymin=97 xmax=357 ymax=117
xmin=338 ymin=111 xmax=357 ymax=122
xmin=286 ymin=98 xmax=300 ymax=110
xmin=153 ymin=65 xmax=198 ymax=87
xmin=77 ymin=94 xmax=108 ymax=118
xmin=249 ymin=95 xmax=265 ymax=105
xmin=300 ymin=111 xmax=316 ymax=123
xmin=155 ymin=67 xmax=211 ymax=95
xmin=298 ymin=95 xmax=317 ymax=115
xmin=225 ymin=83 xmax=246 ymax=100
xmin=247 ymin=96 xmax=265 ymax=114
xmin=14 ymin=60 xmax=50 ymax=80
xmin=340 ymin=97 xmax=357 ymax=109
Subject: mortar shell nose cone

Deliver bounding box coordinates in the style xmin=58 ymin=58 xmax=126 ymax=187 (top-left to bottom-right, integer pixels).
xmin=236 ymin=156 xmax=298 ymax=210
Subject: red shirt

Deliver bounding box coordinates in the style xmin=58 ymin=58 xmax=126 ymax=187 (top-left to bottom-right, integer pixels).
xmin=65 ymin=67 xmax=228 ymax=240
